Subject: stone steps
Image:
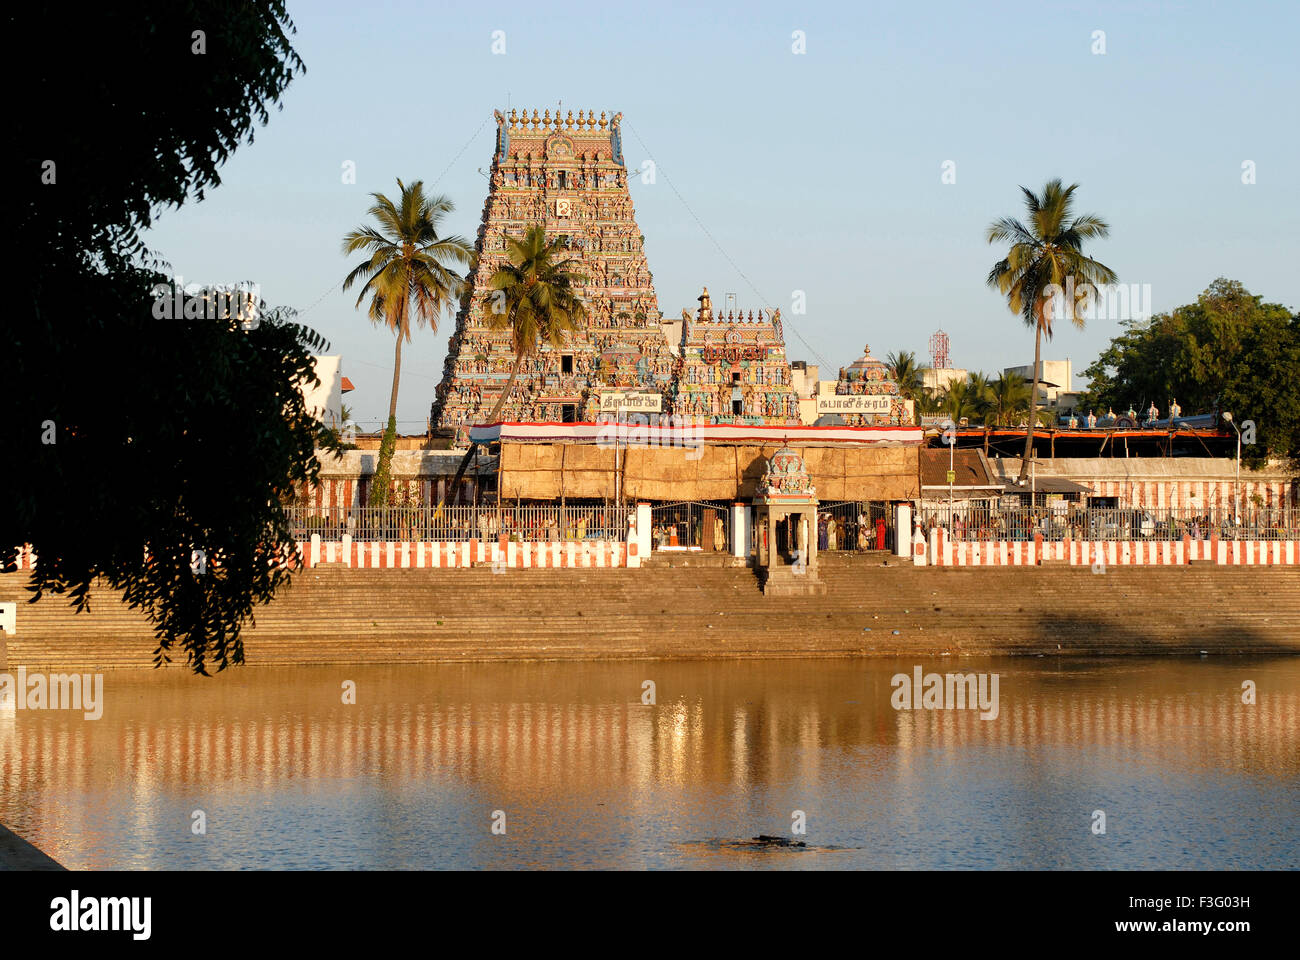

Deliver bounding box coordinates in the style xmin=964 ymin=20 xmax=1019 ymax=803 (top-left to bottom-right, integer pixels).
xmin=3 ymin=564 xmax=1298 ymax=669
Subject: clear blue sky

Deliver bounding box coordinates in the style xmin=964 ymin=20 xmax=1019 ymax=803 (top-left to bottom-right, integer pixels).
xmin=142 ymin=0 xmax=1300 ymax=429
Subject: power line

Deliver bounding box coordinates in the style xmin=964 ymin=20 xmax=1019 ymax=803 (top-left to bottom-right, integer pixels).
xmin=621 ymin=120 xmax=831 ymax=371
xmin=297 ymin=113 xmax=493 ymax=322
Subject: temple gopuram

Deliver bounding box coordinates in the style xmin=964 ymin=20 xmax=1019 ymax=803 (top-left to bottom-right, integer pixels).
xmin=823 ymin=344 xmax=910 ymax=425
xmin=671 ymin=288 xmax=800 ymax=424
xmin=431 ymin=107 xmax=675 ymax=440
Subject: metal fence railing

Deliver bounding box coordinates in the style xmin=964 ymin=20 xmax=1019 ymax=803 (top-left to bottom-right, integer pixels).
xmin=917 ymin=503 xmax=1300 ymax=543
xmin=286 ymin=503 xmax=630 ymax=544
xmin=648 ymin=501 xmax=732 ymax=551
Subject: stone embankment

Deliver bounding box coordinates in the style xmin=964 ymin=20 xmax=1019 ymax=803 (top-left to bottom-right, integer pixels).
xmin=2 ymin=553 xmax=1297 ymax=670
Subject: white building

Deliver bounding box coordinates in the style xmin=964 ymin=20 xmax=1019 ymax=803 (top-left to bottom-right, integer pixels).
xmin=301 ymin=356 xmax=354 ymax=429
xmin=923 ymin=367 xmax=969 ymax=394
xmin=1005 ymin=359 xmax=1074 ymax=409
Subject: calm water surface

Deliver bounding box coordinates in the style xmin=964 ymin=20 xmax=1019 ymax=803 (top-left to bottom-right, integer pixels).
xmin=2 ymin=657 xmax=1296 ymax=869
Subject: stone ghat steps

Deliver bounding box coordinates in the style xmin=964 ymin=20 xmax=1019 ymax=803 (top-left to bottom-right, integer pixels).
xmin=3 ymin=566 xmax=1298 ymax=669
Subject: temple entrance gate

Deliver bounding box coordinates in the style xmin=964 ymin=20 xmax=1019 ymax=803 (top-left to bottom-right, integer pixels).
xmin=649 ymin=500 xmax=732 ymax=552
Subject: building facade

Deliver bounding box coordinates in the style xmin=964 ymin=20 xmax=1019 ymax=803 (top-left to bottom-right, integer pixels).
xmin=825 ymin=345 xmax=911 ymax=425
xmin=671 ymin=288 xmax=800 ymax=424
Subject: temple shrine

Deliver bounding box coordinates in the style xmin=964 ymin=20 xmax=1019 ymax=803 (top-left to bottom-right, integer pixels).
xmin=431 ymin=107 xmax=675 ymax=440
xmin=752 ymin=445 xmax=826 ymax=595
xmin=826 ymin=344 xmax=910 ymax=425
xmin=670 ymin=287 xmax=800 ymax=424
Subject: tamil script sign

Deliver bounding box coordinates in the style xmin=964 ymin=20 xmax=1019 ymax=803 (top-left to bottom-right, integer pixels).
xmin=599 ymin=391 xmax=663 ymax=413
xmin=816 ymin=395 xmax=893 ymax=415
xmin=702 ymin=344 xmax=766 ymax=364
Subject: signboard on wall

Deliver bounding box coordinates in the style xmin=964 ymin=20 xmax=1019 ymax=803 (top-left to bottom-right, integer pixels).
xmin=816 ymin=394 xmax=893 ymax=415
xmin=599 ymin=391 xmax=663 ymax=413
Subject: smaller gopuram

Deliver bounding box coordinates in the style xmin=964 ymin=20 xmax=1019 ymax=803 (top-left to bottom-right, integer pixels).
xmin=822 ymin=344 xmax=911 ymax=425
xmin=752 ymin=446 xmax=826 ymax=596
xmin=670 ymin=287 xmax=801 ymax=425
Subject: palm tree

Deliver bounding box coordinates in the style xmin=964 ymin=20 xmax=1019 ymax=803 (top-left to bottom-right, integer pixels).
xmin=940 ymin=378 xmax=981 ymax=425
xmin=482 ymin=225 xmax=587 ymax=423
xmin=986 ymin=179 xmax=1116 ymax=481
xmin=342 ymin=179 xmax=473 ymax=505
xmin=445 ymin=224 xmax=587 ymax=503
xmin=886 ymin=350 xmax=927 ymax=399
xmin=966 ymin=371 xmax=994 ymax=424
xmin=886 ymin=349 xmax=929 ymax=424
xmin=988 ymin=371 xmax=1032 ymax=426
xmin=913 ymin=389 xmax=944 ymax=419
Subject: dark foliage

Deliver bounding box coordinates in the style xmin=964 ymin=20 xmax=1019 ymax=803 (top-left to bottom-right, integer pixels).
xmin=2 ymin=4 xmax=335 ymax=673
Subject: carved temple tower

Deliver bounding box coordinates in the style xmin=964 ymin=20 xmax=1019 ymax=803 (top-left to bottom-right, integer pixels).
xmin=671 ymin=288 xmax=801 ymax=424
xmin=431 ymin=107 xmax=675 ymax=439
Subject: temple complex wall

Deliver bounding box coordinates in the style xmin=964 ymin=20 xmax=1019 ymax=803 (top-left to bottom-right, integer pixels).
xmin=498 ymin=442 xmax=920 ymax=502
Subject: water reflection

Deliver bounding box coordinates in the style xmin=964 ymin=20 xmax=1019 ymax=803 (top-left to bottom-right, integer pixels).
xmin=1 ymin=658 xmax=1296 ymax=869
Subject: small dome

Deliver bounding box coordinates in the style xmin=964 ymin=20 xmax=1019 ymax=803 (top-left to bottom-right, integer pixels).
xmin=766 ymin=446 xmax=807 ymax=476
xmin=760 ymin=445 xmax=815 ymax=498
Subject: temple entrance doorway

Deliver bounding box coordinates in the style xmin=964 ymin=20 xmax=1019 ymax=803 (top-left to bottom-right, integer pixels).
xmin=649 ymin=500 xmax=732 ymax=552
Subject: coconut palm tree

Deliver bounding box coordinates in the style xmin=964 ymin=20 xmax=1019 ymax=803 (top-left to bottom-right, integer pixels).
xmin=342 ymin=179 xmax=473 ymax=505
xmin=966 ymin=371 xmax=994 ymax=424
xmin=886 ymin=350 xmax=927 ymax=399
xmin=986 ymin=179 xmax=1116 ymax=481
xmin=482 ymin=225 xmax=587 ymax=423
xmin=988 ymin=371 xmax=1032 ymax=426
xmin=445 ymin=224 xmax=587 ymax=503
xmin=940 ymin=378 xmax=982 ymax=425
xmin=913 ymin=388 xmax=944 ymax=419
xmin=886 ymin=349 xmax=929 ymax=424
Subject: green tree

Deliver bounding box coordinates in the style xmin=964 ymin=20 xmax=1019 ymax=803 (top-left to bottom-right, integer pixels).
xmin=1078 ymin=279 xmax=1300 ymax=466
xmin=987 ymin=371 xmax=1033 ymax=426
xmin=5 ymin=4 xmax=338 ymax=674
xmin=341 ymin=180 xmax=473 ymax=505
xmin=986 ymin=180 xmax=1117 ymax=479
xmin=886 ymin=350 xmax=930 ymax=424
xmin=446 ymin=225 xmax=587 ymax=502
xmin=886 ymin=350 xmax=927 ymax=399
xmin=940 ymin=378 xmax=983 ymax=424
xmin=966 ymin=372 xmax=994 ymax=424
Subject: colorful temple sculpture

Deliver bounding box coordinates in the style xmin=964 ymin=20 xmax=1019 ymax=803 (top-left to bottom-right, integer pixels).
xmin=431 ymin=107 xmax=675 ymax=441
xmin=669 ymin=287 xmax=801 ymax=425
xmin=752 ymin=445 xmax=826 ymax=595
xmin=823 ymin=344 xmax=910 ymax=425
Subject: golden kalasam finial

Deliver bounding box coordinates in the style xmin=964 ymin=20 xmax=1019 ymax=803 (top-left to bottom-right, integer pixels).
xmin=566 ymin=110 xmax=574 ymax=129
xmin=509 ymin=107 xmax=518 ymax=127
xmin=531 ymin=108 xmax=540 ymax=129
xmin=543 ymin=108 xmax=551 ymax=127
xmin=599 ymin=110 xmax=607 ymax=130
